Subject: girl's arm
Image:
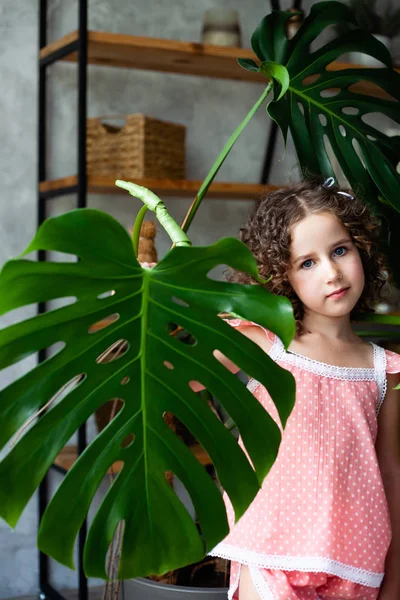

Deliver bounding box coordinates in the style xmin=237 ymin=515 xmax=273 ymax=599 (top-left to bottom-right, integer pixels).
xmin=189 ymin=350 xmax=240 ymax=392
xmin=189 ymin=325 xmax=272 ymax=392
xmin=375 ymin=372 xmax=400 ymax=599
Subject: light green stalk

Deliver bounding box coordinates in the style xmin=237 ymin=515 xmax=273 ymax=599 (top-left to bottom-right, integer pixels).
xmin=115 ymin=181 xmax=192 ymax=254
xmin=131 ymin=205 xmax=149 ymax=256
xmin=117 ymin=82 xmax=273 ymax=250
xmin=180 ymin=82 xmax=273 ymax=234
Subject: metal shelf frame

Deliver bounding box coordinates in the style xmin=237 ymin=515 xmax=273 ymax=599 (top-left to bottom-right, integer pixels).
xmin=38 ymin=1 xmax=88 ymax=599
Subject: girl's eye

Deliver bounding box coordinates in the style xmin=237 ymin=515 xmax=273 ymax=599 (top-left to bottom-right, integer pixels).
xmin=334 ymin=246 xmax=347 ymax=257
xmin=301 ymin=259 xmax=314 ymax=269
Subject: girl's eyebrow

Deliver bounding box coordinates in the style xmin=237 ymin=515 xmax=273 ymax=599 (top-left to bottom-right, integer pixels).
xmin=331 ymin=237 xmax=352 ymax=247
xmin=293 ymin=238 xmax=352 ymax=265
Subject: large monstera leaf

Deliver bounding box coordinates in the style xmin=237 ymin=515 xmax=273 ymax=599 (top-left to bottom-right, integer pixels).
xmin=0 ymin=209 xmax=295 ymax=579
xmin=240 ymin=1 xmax=400 ymax=214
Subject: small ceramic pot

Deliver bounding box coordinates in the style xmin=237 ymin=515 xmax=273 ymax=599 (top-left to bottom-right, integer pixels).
xmin=201 ymin=8 xmax=241 ymax=47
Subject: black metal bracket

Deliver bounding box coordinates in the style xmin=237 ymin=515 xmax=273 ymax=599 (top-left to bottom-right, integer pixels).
xmin=38 ymin=583 xmax=67 ymax=600
xmin=39 ymin=186 xmax=79 ymax=199
xmin=37 ymin=1 xmax=88 ymax=599
xmin=39 ymin=40 xmax=79 ymax=68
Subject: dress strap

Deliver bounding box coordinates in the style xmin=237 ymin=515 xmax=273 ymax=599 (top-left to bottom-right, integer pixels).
xmin=246 ymin=334 xmax=285 ymax=394
xmin=269 ymin=334 xmax=285 ymax=362
xmin=372 ymin=343 xmax=387 ymax=415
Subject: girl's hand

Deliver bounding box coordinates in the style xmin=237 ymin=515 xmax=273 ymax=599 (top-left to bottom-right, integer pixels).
xmin=377 ymin=591 xmax=400 ymax=600
xmin=377 ymin=582 xmax=400 ymax=600
xmin=140 ymin=262 xmax=157 ymax=268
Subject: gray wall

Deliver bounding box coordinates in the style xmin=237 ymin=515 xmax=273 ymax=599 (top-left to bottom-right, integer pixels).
xmin=1 ymin=0 xmax=374 ymax=596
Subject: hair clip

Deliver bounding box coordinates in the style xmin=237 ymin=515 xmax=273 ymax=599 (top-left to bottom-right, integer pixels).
xmin=322 ymin=176 xmax=354 ymax=199
xmin=323 ymin=177 xmax=335 ymax=188
xmin=337 ymin=190 xmax=354 ymax=199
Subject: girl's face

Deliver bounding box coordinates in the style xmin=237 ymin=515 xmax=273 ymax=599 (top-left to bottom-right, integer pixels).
xmin=287 ymin=211 xmax=365 ymax=320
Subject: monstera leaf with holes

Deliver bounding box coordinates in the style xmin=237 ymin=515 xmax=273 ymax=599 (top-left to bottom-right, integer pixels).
xmin=0 ymin=209 xmax=295 ymax=579
xmin=239 ymin=1 xmax=400 ymax=279
xmin=244 ymin=1 xmax=400 ymax=207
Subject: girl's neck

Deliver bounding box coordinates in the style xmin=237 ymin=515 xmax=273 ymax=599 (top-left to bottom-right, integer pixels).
xmin=300 ymin=311 xmax=357 ymax=342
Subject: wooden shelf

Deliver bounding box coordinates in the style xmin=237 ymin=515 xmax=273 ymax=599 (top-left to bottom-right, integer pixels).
xmin=40 ymin=30 xmax=400 ymax=96
xmin=54 ymin=445 xmax=124 ymax=474
xmin=55 ymin=443 xmax=211 ymax=474
xmin=39 ymin=175 xmax=278 ymax=199
xmin=40 ymin=30 xmax=264 ymax=82
xmin=326 ymin=62 xmax=399 ymax=100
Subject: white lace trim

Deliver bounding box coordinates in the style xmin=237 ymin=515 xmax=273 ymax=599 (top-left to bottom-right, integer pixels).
xmin=226 ymin=562 xmax=275 ymax=600
xmin=209 ymin=543 xmax=383 ymax=588
xmin=228 ymin=564 xmax=323 ymax=600
xmin=374 ymin=345 xmax=387 ymax=415
xmin=282 ymin=352 xmax=376 ymax=381
xmin=247 ymin=340 xmax=388 ymax=416
xmin=274 ymin=336 xmax=378 ymax=381
xmin=228 ymin=563 xmax=241 ymax=600
xmin=269 ymin=334 xmax=284 ymax=363
xmin=249 ymin=565 xmax=275 ymax=600
xmin=245 ymin=335 xmax=283 ymax=394
xmin=247 ymin=378 xmax=261 ymax=393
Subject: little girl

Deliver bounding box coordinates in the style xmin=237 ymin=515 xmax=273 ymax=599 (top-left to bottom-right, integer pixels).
xmin=209 ymin=177 xmax=400 ymax=600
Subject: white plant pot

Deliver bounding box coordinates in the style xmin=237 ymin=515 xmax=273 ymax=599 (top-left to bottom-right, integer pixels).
xmin=347 ymin=34 xmax=392 ymax=67
xmin=124 ymin=577 xmax=228 ymax=599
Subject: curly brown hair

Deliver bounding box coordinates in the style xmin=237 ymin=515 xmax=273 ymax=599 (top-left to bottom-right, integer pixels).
xmin=228 ymin=177 xmax=389 ymax=334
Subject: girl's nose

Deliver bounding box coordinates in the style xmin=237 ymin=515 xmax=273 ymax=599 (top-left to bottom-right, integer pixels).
xmin=325 ymin=260 xmax=342 ymax=283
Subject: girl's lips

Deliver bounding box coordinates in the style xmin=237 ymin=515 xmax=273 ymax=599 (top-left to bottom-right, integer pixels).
xmin=328 ymin=287 xmax=349 ymax=299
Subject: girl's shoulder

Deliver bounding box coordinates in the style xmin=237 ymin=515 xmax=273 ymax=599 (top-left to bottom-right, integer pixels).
xmin=384 ymin=347 xmax=400 ymax=374
xmin=222 ymin=319 xmax=400 ymax=375
xmin=224 ymin=319 xmax=400 ymax=374
xmin=223 ymin=318 xmax=276 ymax=353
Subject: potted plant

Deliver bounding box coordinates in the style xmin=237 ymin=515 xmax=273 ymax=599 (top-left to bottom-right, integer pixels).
xmin=0 ymin=3 xmax=400 ymax=599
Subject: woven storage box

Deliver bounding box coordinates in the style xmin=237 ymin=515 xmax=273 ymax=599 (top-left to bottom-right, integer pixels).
xmin=86 ymin=114 xmax=186 ymax=179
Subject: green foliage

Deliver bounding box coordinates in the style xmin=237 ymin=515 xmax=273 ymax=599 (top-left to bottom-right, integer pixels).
xmin=242 ymin=2 xmax=400 ymax=208
xmin=239 ymin=1 xmax=400 ymax=282
xmin=0 ymin=209 xmax=295 ymax=579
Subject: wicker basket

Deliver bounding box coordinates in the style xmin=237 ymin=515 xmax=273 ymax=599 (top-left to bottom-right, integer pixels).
xmin=86 ymin=114 xmax=186 ymax=180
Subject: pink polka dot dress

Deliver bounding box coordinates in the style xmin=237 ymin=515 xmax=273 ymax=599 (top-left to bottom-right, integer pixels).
xmin=210 ymin=320 xmax=400 ymax=600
